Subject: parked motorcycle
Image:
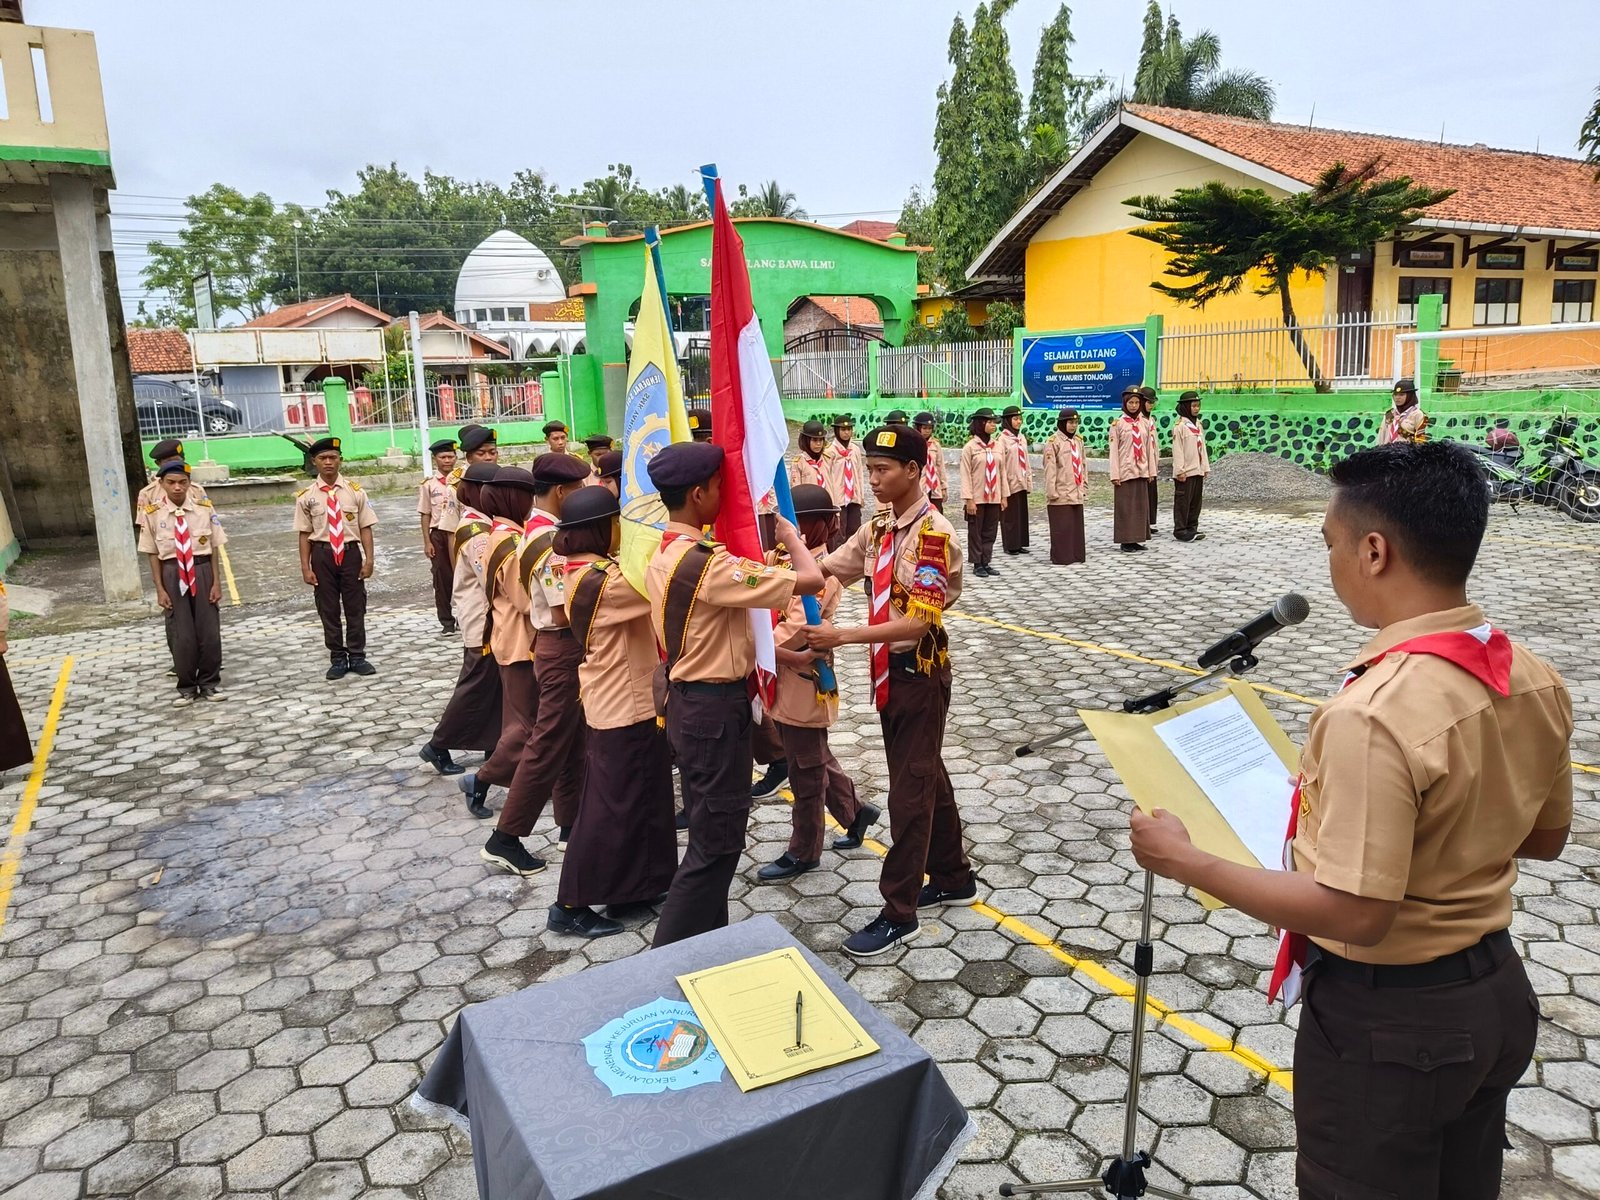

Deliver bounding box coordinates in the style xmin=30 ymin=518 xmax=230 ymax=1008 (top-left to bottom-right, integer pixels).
xmin=1459 ymin=418 xmax=1600 ymax=523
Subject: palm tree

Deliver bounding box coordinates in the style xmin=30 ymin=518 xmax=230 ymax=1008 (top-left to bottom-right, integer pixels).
xmin=661 ymin=184 xmax=706 ymax=223
xmin=1581 ymin=83 xmax=1600 ymax=178
xmin=741 ymin=180 xmax=807 ymax=220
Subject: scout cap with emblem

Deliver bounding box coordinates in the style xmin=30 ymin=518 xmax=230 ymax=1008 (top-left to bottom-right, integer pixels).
xmin=594 ymin=450 xmax=623 ymax=480
xmin=429 ymin=438 xmax=457 ymax=454
xmin=530 ymin=453 xmax=592 ymax=485
xmin=459 ymin=425 xmax=497 ymax=453
xmin=463 ymin=461 xmax=500 ymax=483
xmin=789 ymin=484 xmax=836 ymax=516
xmin=1121 ymin=384 xmax=1141 ymax=399
xmin=913 ymin=411 xmax=935 ymax=430
xmin=1393 ymin=377 xmax=1418 ymax=396
xmin=1137 ymin=385 xmax=1158 ymax=403
xmin=492 ymin=466 xmax=537 ymax=492
xmin=971 ymin=406 xmax=997 ymax=422
xmin=862 ymin=425 xmax=928 ymax=468
xmin=686 ymin=407 xmax=714 ymax=441
xmin=647 ymin=440 xmax=724 ymax=489
xmin=156 ymin=460 xmax=191 ymax=478
xmin=1001 ymin=404 xmax=1023 ymax=419
xmin=149 ymin=439 xmax=184 ymax=463
xmin=831 ymin=414 xmax=854 ymax=429
xmin=884 ymin=409 xmax=909 ymax=425
xmin=582 ymin=434 xmax=613 ymax=452
xmin=307 ymin=436 xmax=341 ymax=456
xmin=558 ymin=485 xmax=620 ymax=528
xmin=800 ymin=419 xmax=827 ymax=439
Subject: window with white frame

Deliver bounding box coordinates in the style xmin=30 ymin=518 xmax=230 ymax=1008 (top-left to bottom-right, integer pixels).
xmin=1552 ymin=279 xmax=1595 ymax=324
xmin=1473 ymin=278 xmax=1521 ymax=326
xmin=1397 ymin=277 xmax=1451 ymax=325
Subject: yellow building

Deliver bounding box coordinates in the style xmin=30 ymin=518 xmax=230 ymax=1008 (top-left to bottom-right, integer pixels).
xmin=969 ymin=105 xmax=1600 ymax=387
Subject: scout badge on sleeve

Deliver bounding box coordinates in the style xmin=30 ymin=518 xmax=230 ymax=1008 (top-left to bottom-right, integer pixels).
xmin=906 ymin=524 xmax=950 ymax=626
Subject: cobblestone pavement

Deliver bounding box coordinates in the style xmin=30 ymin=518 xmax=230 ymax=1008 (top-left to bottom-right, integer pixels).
xmin=1 ymin=495 xmax=1597 ymax=1199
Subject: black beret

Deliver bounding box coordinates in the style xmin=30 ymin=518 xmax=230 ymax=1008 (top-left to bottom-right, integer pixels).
xmin=560 ymin=485 xmax=621 ymax=528
xmin=463 ymin=461 xmax=500 ymax=483
xmin=831 ymin=414 xmax=854 ymax=428
xmin=1001 ymin=404 xmax=1023 ymax=419
xmin=971 ymin=407 xmax=997 ymax=421
xmin=582 ymin=434 xmax=613 ymax=452
xmin=800 ymin=419 xmax=827 ymax=438
xmin=647 ymin=441 xmax=724 ymax=489
xmin=595 ymin=450 xmax=623 ymax=480
xmin=460 ymin=425 xmax=497 ymax=453
xmin=156 ymin=460 xmax=191 ymax=479
xmin=686 ymin=408 xmax=713 ymax=433
xmin=149 ymin=439 xmax=184 ymax=462
xmin=307 ymin=436 xmax=341 ymax=456
xmin=884 ymin=409 xmax=909 ymax=425
xmin=542 ymin=420 xmax=568 ymax=436
xmin=429 ymin=438 xmax=457 ymax=454
xmin=790 ymin=484 xmax=836 ymax=516
xmin=862 ymin=425 xmax=927 ymax=468
xmin=531 ymin=452 xmax=593 ymax=485
xmin=913 ymin=412 xmax=935 ymax=428
xmin=493 ymin=466 xmax=537 ymax=493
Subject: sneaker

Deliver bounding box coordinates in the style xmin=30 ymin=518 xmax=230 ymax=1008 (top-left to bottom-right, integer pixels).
xmin=200 ymin=687 xmax=222 ymax=702
xmin=172 ymin=690 xmax=198 ymax=708
xmin=917 ymin=879 xmax=980 ymax=909
xmin=547 ymin=904 xmax=624 ymax=939
xmin=165 ymin=667 xmax=178 ymax=678
xmin=325 ymin=656 xmax=350 ymax=681
xmin=419 ymin=743 xmax=465 ymax=776
xmin=1191 ymin=532 xmax=1207 ymax=542
xmin=843 ymin=916 xmax=921 ymax=958
xmin=752 ymin=761 xmax=789 ymax=799
xmin=756 ymin=853 xmax=819 ymax=882
xmin=480 ymin=831 xmax=545 ymax=877
xmin=459 ymin=773 xmax=493 ymax=820
xmin=833 ymin=803 xmax=881 ymax=851
xmin=348 ymin=657 xmax=377 ymax=677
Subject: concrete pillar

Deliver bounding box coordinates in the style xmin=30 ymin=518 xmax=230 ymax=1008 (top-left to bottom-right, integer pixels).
xmin=49 ymin=173 xmax=140 ymax=602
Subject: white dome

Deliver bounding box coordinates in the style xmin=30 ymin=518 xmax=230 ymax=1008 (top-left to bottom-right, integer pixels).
xmin=453 ymin=230 xmax=566 ymax=314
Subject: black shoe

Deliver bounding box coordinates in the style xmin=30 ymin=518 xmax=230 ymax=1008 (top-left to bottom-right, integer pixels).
xmin=325 ymin=655 xmax=350 ymax=681
xmin=348 ymin=656 xmax=377 ymax=676
xmin=558 ymin=825 xmax=572 ymax=848
xmin=420 ymin=744 xmax=465 ymax=776
xmin=752 ymin=761 xmax=789 ymax=799
xmin=843 ymin=916 xmax=921 ymax=958
xmin=833 ymin=804 xmax=881 ymax=850
xmin=441 ymin=620 xmax=459 ymax=636
xmin=757 ymin=853 xmax=819 ymax=882
xmin=605 ymin=895 xmax=668 ymax=919
xmin=165 ymin=667 xmax=178 ymax=678
xmin=1191 ymin=532 xmax=1207 ymax=541
xmin=674 ymin=810 xmax=690 ymax=831
xmin=917 ymin=879 xmax=980 ymax=909
xmin=480 ymin=831 xmax=545 ymax=876
xmin=200 ymin=686 xmax=222 ymax=702
xmin=1119 ymin=543 xmax=1146 ymax=553
xmin=459 ymin=773 xmax=492 ymax=819
xmin=1017 ymin=546 xmax=1031 ymax=554
xmin=547 ymin=904 xmax=623 ymax=938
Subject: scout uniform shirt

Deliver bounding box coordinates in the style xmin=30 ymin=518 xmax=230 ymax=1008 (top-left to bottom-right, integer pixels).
xmin=959 ymin=436 xmax=1006 ymax=504
xmin=822 ymin=438 xmax=868 ymax=510
xmin=1171 ymin=416 xmax=1210 ymax=480
xmin=137 ymin=494 xmax=227 ymax=560
xmin=1293 ymin=604 xmax=1572 ymax=965
xmin=452 ymin=507 xmax=494 ymax=648
xmin=566 ymin=555 xmax=658 ymax=730
xmin=922 ymin=436 xmax=947 ymax=503
xmin=418 ymin=472 xmax=460 ymax=535
xmin=1107 ymin=417 xmax=1148 ymax=484
xmin=647 ymin=522 xmax=796 ymax=684
xmin=1141 ymin=413 xmax=1160 ymax=480
xmin=1000 ymin=426 xmax=1033 ymax=494
xmin=789 ymin=452 xmax=829 ymax=492
xmin=293 ymin=475 xmax=379 ymax=542
xmin=136 ymin=478 xmax=207 ymax=528
xmin=771 ymin=573 xmax=843 ymax=728
xmin=1043 ymin=432 xmax=1088 ymax=505
xmin=519 ymin=513 xmax=567 ymax=632
xmin=1379 ymin=403 xmax=1429 ymax=445
xmin=482 ymin=525 xmax=534 ymax=665
xmin=823 ymin=501 xmax=964 ymax=654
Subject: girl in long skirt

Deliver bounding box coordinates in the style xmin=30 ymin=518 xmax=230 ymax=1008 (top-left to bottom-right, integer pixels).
xmin=1109 ymin=387 xmax=1150 ymax=552
xmin=1043 ymin=409 xmax=1087 ymax=565
xmin=1171 ymin=391 xmax=1211 ymax=542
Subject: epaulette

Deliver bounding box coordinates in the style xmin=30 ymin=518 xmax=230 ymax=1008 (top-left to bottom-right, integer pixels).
xmin=197 ymin=499 xmax=213 ymax=508
xmin=294 ymin=487 xmax=310 ymax=499
xmin=144 ymin=503 xmax=159 ymax=514
xmin=349 ymin=481 xmax=363 ymax=492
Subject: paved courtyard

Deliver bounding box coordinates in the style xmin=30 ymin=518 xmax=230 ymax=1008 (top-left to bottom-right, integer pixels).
xmin=1 ymin=489 xmax=1597 ymax=1200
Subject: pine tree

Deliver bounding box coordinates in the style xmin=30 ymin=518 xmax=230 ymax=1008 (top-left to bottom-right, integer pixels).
xmin=1026 ymin=5 xmax=1075 ymax=138
xmin=929 ymin=13 xmax=978 ymax=284
xmin=960 ymin=0 xmax=1026 ymax=282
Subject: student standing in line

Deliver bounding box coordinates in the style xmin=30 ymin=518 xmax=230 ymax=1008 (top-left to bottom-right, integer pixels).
xmin=1139 ymin=385 xmax=1160 ymax=535
xmin=139 ymin=462 xmax=225 ymax=704
xmin=592 ymin=450 xmax=624 ymax=497
xmin=1131 ymin=440 xmax=1572 ymax=1200
xmin=1379 ymin=377 xmax=1430 ymax=445
xmin=1043 ymin=409 xmax=1087 ymax=565
xmin=135 ymin=438 xmax=209 ymax=677
xmin=418 ymin=437 xmax=460 ymax=635
xmin=542 ymin=420 xmax=571 ymax=455
xmin=997 ymin=404 xmax=1033 ymax=555
xmin=914 ymin=412 xmax=947 ymax=512
xmin=1171 ymin=391 xmax=1211 ymax=543
xmin=822 ymin=415 xmax=867 ymax=550
xmin=790 ymin=419 xmax=831 ymax=491
xmin=1109 ymin=387 xmax=1150 ymax=553
xmin=294 ymin=437 xmax=379 ymax=678
xmin=958 ymin=407 xmax=1007 ymax=576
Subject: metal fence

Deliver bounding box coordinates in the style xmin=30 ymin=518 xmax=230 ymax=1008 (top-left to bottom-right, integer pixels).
xmin=878 ymin=338 xmax=1012 ymax=398
xmin=347 ymin=383 xmax=548 ymax=431
xmin=778 ymin=348 xmax=870 ymax=399
xmin=1395 ymin=322 xmax=1600 ymax=393
xmin=1159 ymin=310 xmax=1415 ymax=392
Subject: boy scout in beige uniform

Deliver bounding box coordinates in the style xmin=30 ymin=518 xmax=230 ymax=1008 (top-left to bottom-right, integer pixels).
xmin=135 ymin=439 xmax=209 ymax=529
xmin=293 ymin=436 xmax=380 ymax=680
xmin=418 ymin=437 xmax=460 ymax=634
xmin=139 ymin=462 xmax=225 ymax=703
xmin=1131 ymin=440 xmax=1572 ymax=1200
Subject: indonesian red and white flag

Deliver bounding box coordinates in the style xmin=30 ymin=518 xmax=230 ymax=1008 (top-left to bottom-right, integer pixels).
xmin=707 ymin=178 xmax=787 ymax=710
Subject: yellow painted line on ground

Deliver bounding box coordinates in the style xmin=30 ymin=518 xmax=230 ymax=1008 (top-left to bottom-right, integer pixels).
xmin=0 ymin=657 xmax=73 ymax=936
xmin=217 ymin=542 xmax=241 ymax=606
xmin=774 ymin=784 xmax=1293 ymax=1092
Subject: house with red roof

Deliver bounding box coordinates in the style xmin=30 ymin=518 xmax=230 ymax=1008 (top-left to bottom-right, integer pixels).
xmin=970 ymin=105 xmax=1600 ymax=383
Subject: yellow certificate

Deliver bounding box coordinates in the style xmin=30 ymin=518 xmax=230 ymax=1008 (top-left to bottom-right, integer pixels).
xmin=676 ymin=948 xmax=879 ymax=1092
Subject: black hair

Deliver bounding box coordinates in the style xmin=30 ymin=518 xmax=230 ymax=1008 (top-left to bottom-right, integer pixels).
xmin=1328 ymin=441 xmax=1488 ymax=586
xmin=532 ymin=481 xmax=558 ymax=498
xmin=554 ymin=519 xmax=614 ymax=559
xmin=658 ymin=484 xmax=690 ymax=510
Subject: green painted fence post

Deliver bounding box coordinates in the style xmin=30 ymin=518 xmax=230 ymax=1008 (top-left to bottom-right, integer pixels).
xmin=1415 ymin=293 xmax=1443 ymax=400
xmin=321 ymin=378 xmax=353 ymax=442
xmin=1012 ymin=326 xmax=1025 ymax=408
xmin=1143 ymin=314 xmax=1164 ymax=393
xmin=866 ymin=340 xmax=881 ymax=407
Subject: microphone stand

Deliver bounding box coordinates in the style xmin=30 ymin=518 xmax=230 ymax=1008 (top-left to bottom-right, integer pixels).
xmin=1000 ymin=650 xmax=1262 ymax=1200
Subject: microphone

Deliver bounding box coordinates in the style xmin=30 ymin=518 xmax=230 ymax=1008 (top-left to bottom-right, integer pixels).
xmin=1196 ymin=593 xmax=1310 ymax=669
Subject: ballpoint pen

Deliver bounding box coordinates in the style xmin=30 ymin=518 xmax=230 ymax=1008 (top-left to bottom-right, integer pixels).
xmin=794 ymin=990 xmax=804 ymax=1049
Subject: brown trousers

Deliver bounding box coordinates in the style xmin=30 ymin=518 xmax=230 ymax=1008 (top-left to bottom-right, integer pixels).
xmin=1047 ymin=503 xmax=1085 ymax=565
xmin=827 ymin=503 xmax=863 ymax=552
xmin=478 ymin=660 xmax=537 ymax=788
xmin=653 ymin=683 xmax=752 ymax=948
xmin=161 ymin=558 xmax=222 ymax=692
xmin=431 ymin=646 xmax=502 ymax=753
xmin=999 ymin=489 xmax=1030 ymax=552
xmin=428 ymin=528 xmax=453 ymax=626
xmin=1146 ymin=476 xmax=1159 ymax=527
xmin=1172 ymin=476 xmax=1205 ymax=540
xmin=1294 ymin=934 xmax=1536 ymax=1200
xmin=310 ymin=541 xmax=367 ymax=657
xmin=499 ymin=630 xmax=585 ymax=837
xmin=777 ymin=722 xmax=860 ymax=862
xmin=751 ymin=713 xmax=785 ymax=767
xmin=965 ymin=503 xmax=1001 ymax=566
xmin=878 ymin=663 xmax=971 ymax=923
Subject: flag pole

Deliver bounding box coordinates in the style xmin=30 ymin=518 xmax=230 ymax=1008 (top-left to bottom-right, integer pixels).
xmin=700 ymin=164 xmax=835 ymax=695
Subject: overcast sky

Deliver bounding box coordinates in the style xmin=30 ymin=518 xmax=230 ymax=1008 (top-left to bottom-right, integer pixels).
xmin=27 ymin=0 xmax=1600 ymax=311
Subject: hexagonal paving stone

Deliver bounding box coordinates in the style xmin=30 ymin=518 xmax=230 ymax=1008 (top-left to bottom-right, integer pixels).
xmin=297 ymin=1044 xmax=373 ymax=1087
xmin=363 ymin=1131 xmax=451 ymax=1186
xmin=83 ymin=1141 xmax=174 ymax=1197
xmin=177 ymin=1114 xmax=262 ymax=1166
xmin=222 ymin=1134 xmax=312 ymax=1191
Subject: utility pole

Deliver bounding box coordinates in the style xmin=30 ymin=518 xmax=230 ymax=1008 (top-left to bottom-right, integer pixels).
xmin=409 ymin=310 xmax=430 ymax=458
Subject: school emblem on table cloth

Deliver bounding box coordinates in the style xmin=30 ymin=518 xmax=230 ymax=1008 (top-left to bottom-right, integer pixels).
xmin=582 ymin=998 xmax=726 ymax=1097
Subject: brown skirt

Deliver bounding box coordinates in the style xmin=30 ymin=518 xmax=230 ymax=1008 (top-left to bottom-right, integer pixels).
xmin=1047 ymin=503 xmax=1085 ymax=565
xmin=431 ymin=646 xmax=503 ymax=753
xmin=0 ymin=658 xmax=31 ymax=772
xmin=1112 ymin=482 xmax=1149 ymax=545
xmin=557 ymin=719 xmax=679 ymax=908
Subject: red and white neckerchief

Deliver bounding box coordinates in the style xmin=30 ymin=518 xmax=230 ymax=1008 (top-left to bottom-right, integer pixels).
xmin=524 ymin=509 xmax=557 ymax=537
xmin=838 ymin=443 xmax=858 ymax=503
xmin=460 ymin=506 xmax=487 ymax=524
xmin=801 ymin=454 xmax=827 ymax=487
xmin=1124 ymin=415 xmax=1144 ymax=466
xmin=323 ymin=484 xmax=346 ymax=565
xmin=981 ymin=441 xmax=1000 ymax=502
xmin=489 ymin=518 xmax=521 ymax=537
xmin=867 ymin=503 xmax=931 ymax=710
xmin=923 ymin=450 xmax=942 ymax=496
xmin=1268 ymin=622 xmax=1513 ymax=1006
xmin=171 ymin=507 xmax=197 ymax=596
xmin=1007 ymin=429 xmax=1029 ymax=479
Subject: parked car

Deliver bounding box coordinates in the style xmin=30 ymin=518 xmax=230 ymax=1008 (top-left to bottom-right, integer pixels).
xmin=133 ymin=377 xmax=241 ymax=437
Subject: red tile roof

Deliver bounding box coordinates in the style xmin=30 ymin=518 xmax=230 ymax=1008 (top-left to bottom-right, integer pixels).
xmin=796 ymin=296 xmax=882 ymax=326
xmin=838 ymin=219 xmax=901 ymax=241
xmin=242 ymin=293 xmax=392 ymax=329
xmin=1127 ymin=105 xmax=1600 ymax=236
xmin=127 ymin=328 xmax=192 ymax=374
xmin=395 ymin=311 xmax=510 ymax=357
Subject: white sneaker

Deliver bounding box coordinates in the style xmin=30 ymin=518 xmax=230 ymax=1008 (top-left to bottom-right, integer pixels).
xmin=172 ymin=692 xmax=197 ymax=707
